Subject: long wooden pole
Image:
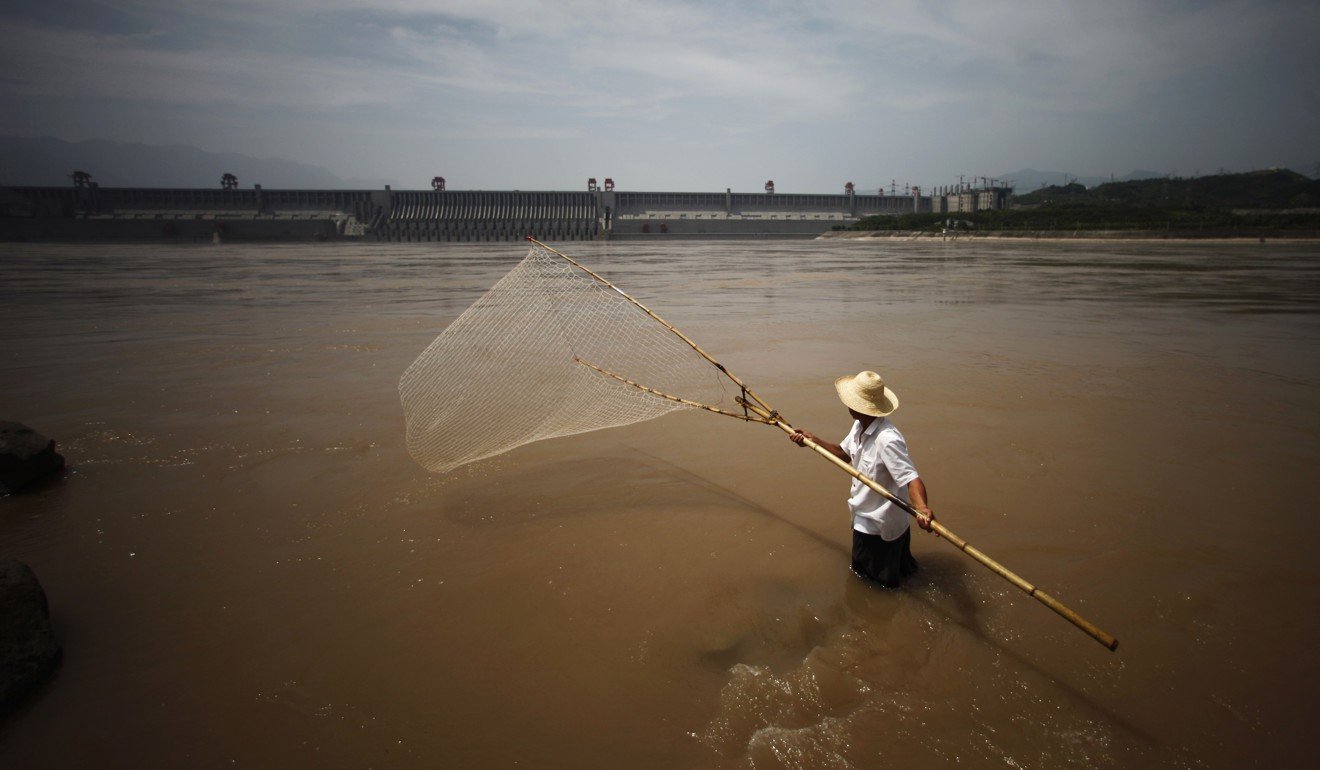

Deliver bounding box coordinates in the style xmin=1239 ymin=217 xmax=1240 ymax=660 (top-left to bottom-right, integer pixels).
xmin=533 ymin=237 xmax=1118 ymax=652
xmin=737 ymin=397 xmax=1118 ymax=652
xmin=573 ymin=357 xmax=774 ymax=425
xmin=528 ymin=237 xmax=775 ymax=414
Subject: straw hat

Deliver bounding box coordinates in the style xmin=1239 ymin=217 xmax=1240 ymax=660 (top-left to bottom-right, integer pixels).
xmin=834 ymin=370 xmax=899 ymax=417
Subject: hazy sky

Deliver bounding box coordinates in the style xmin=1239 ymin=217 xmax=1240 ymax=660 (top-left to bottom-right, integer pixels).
xmin=2 ymin=0 xmax=1316 ymax=192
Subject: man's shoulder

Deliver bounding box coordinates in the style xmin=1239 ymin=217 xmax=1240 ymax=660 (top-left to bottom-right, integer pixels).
xmin=875 ymin=419 xmax=907 ymax=443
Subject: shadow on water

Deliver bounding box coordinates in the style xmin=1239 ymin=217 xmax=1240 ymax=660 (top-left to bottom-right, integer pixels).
xmin=628 ymin=445 xmax=844 ymax=559
xmin=628 ymin=445 xmax=1160 ymax=750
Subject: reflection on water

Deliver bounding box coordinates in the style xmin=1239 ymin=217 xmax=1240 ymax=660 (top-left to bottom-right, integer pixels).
xmin=1 ymin=239 xmax=1318 ymax=768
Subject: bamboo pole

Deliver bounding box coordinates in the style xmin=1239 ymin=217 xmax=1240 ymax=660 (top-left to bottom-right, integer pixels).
xmin=532 ymin=238 xmax=1117 ymax=652
xmin=573 ymin=357 xmax=774 ymax=424
xmin=736 ymin=397 xmax=1118 ymax=652
xmin=528 ymin=236 xmax=775 ymax=414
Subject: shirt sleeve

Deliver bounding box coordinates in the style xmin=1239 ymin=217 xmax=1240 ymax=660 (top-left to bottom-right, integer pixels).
xmin=880 ymin=432 xmax=919 ymax=488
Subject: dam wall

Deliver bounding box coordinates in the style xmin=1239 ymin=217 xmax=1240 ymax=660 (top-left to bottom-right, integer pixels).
xmin=613 ymin=190 xmax=921 ymax=217
xmin=7 ymin=185 xmax=376 ymax=218
xmin=0 ymin=185 xmax=1001 ymax=242
xmin=0 ymin=215 xmax=342 ymax=243
xmin=1 ymin=185 xmax=373 ymax=242
xmin=375 ymin=190 xmax=598 ymax=242
xmin=606 ymin=190 xmax=922 ymax=239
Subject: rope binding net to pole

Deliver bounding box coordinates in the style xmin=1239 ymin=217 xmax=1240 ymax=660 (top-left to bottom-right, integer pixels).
xmin=400 ymin=237 xmax=1118 ymax=651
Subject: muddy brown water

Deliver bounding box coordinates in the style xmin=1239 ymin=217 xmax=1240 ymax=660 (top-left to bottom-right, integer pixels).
xmin=1 ymin=240 xmax=1318 ymax=768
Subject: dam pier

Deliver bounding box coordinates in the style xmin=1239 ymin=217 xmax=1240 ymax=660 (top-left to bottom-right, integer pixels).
xmin=0 ymin=183 xmax=1013 ymax=242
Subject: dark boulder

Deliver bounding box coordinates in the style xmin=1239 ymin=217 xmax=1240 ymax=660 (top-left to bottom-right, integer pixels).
xmin=0 ymin=560 xmax=62 ymax=714
xmin=0 ymin=421 xmax=65 ymax=494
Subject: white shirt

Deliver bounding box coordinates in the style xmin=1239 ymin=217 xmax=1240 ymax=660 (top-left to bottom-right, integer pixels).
xmin=840 ymin=417 xmax=919 ymax=541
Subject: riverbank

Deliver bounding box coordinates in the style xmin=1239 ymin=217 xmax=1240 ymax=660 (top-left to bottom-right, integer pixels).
xmin=819 ymin=228 xmax=1320 ymax=242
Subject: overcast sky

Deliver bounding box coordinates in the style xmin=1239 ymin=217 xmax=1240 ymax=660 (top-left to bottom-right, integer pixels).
xmin=1 ymin=0 xmax=1316 ymax=192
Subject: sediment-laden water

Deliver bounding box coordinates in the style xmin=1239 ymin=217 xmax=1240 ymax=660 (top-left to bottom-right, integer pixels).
xmin=1 ymin=239 xmax=1318 ymax=768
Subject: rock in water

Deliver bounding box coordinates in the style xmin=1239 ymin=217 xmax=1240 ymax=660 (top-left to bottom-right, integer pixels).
xmin=0 ymin=560 xmax=62 ymax=714
xmin=0 ymin=421 xmax=65 ymax=494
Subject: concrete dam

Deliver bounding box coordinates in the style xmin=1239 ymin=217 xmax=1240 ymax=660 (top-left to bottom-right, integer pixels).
xmin=0 ymin=184 xmax=1012 ymax=242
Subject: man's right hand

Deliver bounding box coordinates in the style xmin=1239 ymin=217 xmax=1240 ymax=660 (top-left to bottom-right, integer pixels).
xmin=790 ymin=429 xmax=852 ymax=463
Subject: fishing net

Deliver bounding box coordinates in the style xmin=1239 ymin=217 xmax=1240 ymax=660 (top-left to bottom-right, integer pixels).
xmin=400 ymin=242 xmax=739 ymax=473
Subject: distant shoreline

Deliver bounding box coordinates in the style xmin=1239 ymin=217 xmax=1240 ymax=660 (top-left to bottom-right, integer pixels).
xmin=818 ymin=229 xmax=1320 ymax=242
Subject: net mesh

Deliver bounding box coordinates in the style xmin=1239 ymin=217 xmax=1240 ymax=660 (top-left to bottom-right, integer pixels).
xmin=400 ymin=243 xmax=734 ymax=473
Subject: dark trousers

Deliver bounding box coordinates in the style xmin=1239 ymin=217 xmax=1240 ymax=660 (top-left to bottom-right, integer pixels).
xmin=851 ymin=527 xmax=919 ymax=588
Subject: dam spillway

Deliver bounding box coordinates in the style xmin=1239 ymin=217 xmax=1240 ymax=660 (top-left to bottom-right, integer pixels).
xmin=379 ymin=190 xmax=598 ymax=242
xmin=0 ymin=185 xmax=1012 ymax=242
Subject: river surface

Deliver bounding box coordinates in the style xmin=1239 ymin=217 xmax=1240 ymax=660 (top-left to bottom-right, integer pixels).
xmin=1 ymin=239 xmax=1318 ymax=768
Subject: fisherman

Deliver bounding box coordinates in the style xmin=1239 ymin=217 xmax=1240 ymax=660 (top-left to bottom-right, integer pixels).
xmin=789 ymin=370 xmax=935 ymax=588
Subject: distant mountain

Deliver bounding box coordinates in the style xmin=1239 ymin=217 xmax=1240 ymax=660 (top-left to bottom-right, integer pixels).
xmin=0 ymin=136 xmax=394 ymax=189
xmin=998 ymin=168 xmax=1165 ymax=192
xmin=1012 ymin=168 xmax=1320 ymax=209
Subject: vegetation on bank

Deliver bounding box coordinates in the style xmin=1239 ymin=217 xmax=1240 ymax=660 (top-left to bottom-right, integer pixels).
xmin=851 ymin=169 xmax=1320 ymax=232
